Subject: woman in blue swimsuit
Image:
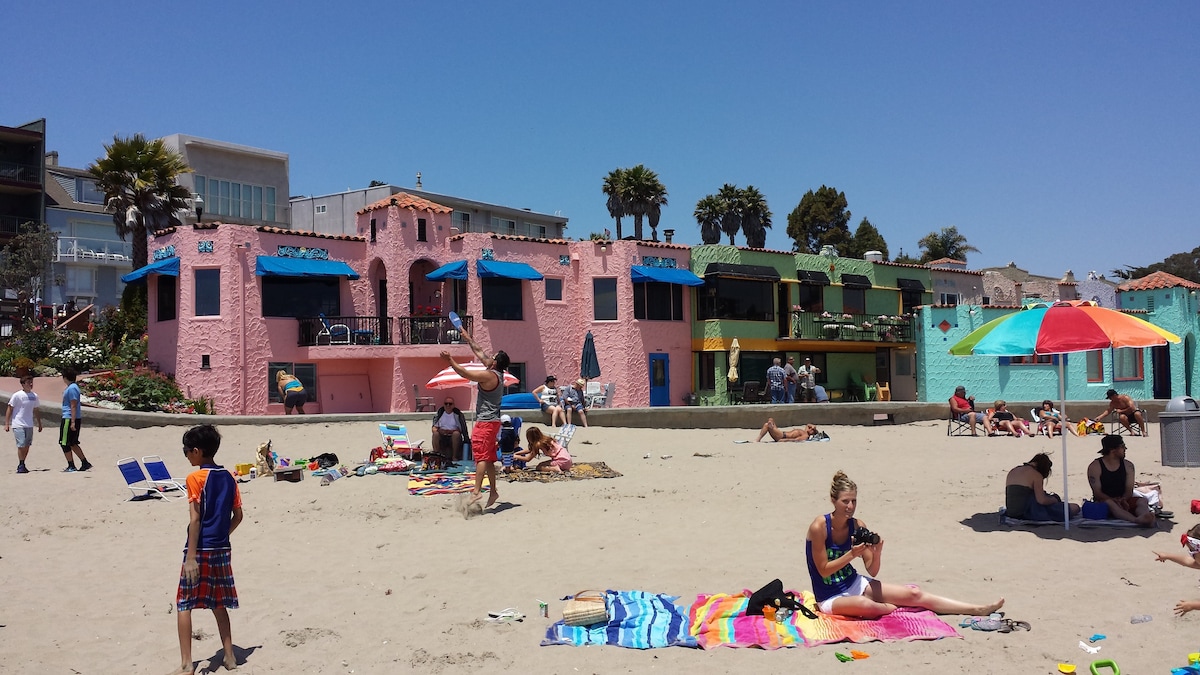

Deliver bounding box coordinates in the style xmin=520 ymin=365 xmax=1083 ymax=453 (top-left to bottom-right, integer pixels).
xmin=805 ymin=470 xmax=1005 ymax=618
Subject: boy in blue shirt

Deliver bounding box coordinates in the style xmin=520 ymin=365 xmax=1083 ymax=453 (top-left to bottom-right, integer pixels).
xmin=173 ymin=424 xmax=243 ymax=675
xmin=59 ymin=370 xmax=92 ymax=472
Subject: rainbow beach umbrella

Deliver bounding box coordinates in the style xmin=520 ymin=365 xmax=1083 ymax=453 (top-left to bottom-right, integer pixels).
xmin=949 ymin=301 xmax=1180 ymax=529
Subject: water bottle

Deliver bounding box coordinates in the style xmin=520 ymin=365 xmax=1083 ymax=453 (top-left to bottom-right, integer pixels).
xmin=1130 ymin=614 xmax=1152 ymax=624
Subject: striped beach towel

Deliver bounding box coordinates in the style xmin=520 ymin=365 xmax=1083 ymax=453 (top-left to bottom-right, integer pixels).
xmin=407 ymin=472 xmax=488 ymax=496
xmin=790 ymin=590 xmax=960 ymax=645
xmin=689 ymin=591 xmax=805 ymax=649
xmin=541 ymin=590 xmax=696 ymax=649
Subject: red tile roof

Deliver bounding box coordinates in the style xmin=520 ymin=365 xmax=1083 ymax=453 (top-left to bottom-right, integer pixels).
xmin=256 ymin=226 xmax=365 ymax=242
xmin=357 ymin=192 xmax=453 ymax=215
xmin=871 ymin=260 xmax=927 ymax=269
xmin=1117 ymin=270 xmax=1200 ymax=292
xmin=927 ymin=257 xmax=967 ymax=265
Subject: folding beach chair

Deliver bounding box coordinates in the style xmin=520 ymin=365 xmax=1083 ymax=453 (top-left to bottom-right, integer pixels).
xmin=117 ymin=457 xmax=174 ymax=501
xmin=378 ymin=422 xmax=424 ymax=459
xmin=1110 ymin=406 xmax=1149 ymax=437
xmin=554 ymin=424 xmax=577 ymax=449
xmin=141 ymin=455 xmax=188 ymax=497
xmin=585 ymin=381 xmax=607 ymax=408
xmin=947 ymin=410 xmax=972 ymax=437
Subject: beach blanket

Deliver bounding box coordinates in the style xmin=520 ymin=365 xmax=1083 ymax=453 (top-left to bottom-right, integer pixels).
xmin=689 ymin=590 xmax=958 ymax=649
xmin=407 ymin=472 xmax=488 ymax=496
xmin=998 ymin=508 xmax=1137 ymax=528
xmin=504 ymin=461 xmax=622 ymax=483
xmin=541 ymin=590 xmax=696 ymax=649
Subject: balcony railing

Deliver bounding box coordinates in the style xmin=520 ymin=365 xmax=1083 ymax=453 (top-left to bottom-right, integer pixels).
xmin=782 ymin=311 xmax=913 ymax=343
xmin=0 ymin=214 xmax=22 ymax=235
xmin=296 ymin=314 xmax=474 ymax=347
xmin=55 ymin=236 xmax=133 ymax=264
xmin=0 ymin=160 xmax=41 ymax=184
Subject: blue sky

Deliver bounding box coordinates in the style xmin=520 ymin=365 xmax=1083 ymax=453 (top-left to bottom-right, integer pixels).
xmin=4 ymin=1 xmax=1197 ymax=280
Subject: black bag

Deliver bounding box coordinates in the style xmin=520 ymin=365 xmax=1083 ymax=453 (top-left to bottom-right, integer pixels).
xmin=313 ymin=452 xmax=339 ymax=469
xmin=745 ymin=579 xmax=817 ymax=619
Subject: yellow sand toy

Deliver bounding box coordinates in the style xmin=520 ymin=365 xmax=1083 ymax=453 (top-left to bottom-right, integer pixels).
xmin=1089 ymin=660 xmax=1119 ymax=675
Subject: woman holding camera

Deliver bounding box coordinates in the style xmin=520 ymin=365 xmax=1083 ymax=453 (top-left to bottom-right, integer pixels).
xmin=805 ymin=470 xmax=1005 ymax=618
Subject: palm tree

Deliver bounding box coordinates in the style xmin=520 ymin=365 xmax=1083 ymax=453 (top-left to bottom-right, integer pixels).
xmin=621 ymin=164 xmax=668 ymax=241
xmin=693 ymin=195 xmax=723 ymax=244
xmin=717 ymin=183 xmax=743 ymax=245
xmin=917 ymin=226 xmax=980 ymax=263
xmin=601 ymin=168 xmax=627 ymax=240
xmin=88 ymin=134 xmax=192 ymax=270
xmin=739 ymin=185 xmax=772 ymax=248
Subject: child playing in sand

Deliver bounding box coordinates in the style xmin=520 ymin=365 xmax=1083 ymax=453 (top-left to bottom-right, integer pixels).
xmin=172 ymin=424 xmax=243 ymax=675
xmin=517 ymin=427 xmax=573 ymax=473
xmin=1153 ymin=523 xmax=1200 ymax=616
xmin=498 ymin=415 xmax=520 ymax=473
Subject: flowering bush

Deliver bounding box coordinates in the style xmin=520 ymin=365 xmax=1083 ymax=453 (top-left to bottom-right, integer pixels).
xmin=792 ymin=305 xmax=804 ymax=312
xmin=841 ymin=313 xmax=854 ymax=320
xmin=820 ymin=311 xmax=833 ymax=319
xmin=50 ymin=342 xmax=105 ymax=372
xmin=861 ymin=321 xmax=873 ymax=329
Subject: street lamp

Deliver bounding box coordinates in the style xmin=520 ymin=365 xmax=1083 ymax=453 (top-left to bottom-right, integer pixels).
xmin=194 ymin=194 xmax=204 ymax=223
xmin=820 ymin=244 xmax=839 ymax=279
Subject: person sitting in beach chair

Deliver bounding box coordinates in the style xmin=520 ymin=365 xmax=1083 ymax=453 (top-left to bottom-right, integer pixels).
xmin=985 ymin=400 xmax=1030 ymax=437
xmin=949 ymin=386 xmax=986 ymax=436
xmin=755 ymin=417 xmax=818 ymax=442
xmin=1093 ymin=389 xmax=1148 ymax=436
xmin=1034 ymin=400 xmax=1067 ymax=438
xmin=561 ymin=379 xmax=589 ymax=428
xmin=515 ymin=427 xmax=573 ymax=473
xmin=431 ymin=396 xmax=469 ymax=464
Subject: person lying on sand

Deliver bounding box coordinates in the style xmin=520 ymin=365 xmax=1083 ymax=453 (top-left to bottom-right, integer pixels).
xmin=755 ymin=418 xmax=818 ymax=442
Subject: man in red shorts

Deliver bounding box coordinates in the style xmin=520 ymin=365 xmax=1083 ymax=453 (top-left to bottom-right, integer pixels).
xmin=441 ymin=328 xmax=509 ymax=509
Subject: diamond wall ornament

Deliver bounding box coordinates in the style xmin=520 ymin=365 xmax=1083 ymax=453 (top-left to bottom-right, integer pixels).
xmin=938 ymin=319 xmax=952 ymax=333
xmin=559 ymin=255 xmax=571 ymax=266
xmin=481 ymin=248 xmax=494 ymax=261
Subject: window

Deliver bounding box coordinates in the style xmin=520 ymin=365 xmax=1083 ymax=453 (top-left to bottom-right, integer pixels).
xmin=901 ymin=290 xmax=923 ymax=315
xmin=66 ymin=267 xmax=95 ymax=294
xmin=261 ymin=278 xmax=340 ymax=318
xmin=230 ymin=183 xmax=241 ymax=217
xmin=1087 ymin=351 xmax=1104 ymax=382
xmin=545 ymin=278 xmax=563 ymax=301
xmin=157 ymin=275 xmax=177 ymax=322
xmin=75 ymin=178 xmax=105 ymax=204
xmin=481 ymin=277 xmax=523 ymax=320
xmin=194 ymin=269 xmax=220 ymax=316
xmin=369 ymin=218 xmax=376 ymax=242
xmin=634 ymin=282 xmax=683 ymax=320
xmin=697 ymin=278 xmax=774 ymax=321
xmin=940 ymin=293 xmax=959 ymax=306
xmin=452 ymin=212 xmax=470 ymax=232
xmin=538 ymin=225 xmax=547 ymax=238
xmin=698 ymin=352 xmax=715 ymax=390
xmin=982 ymin=296 xmax=991 ymax=305
xmin=842 ymin=288 xmax=865 ymax=315
xmin=505 ymin=362 xmax=525 ymax=394
xmin=315 ymin=205 xmax=327 ymax=214
xmin=1114 ymin=348 xmax=1144 ymax=381
xmin=593 ymin=278 xmax=617 ymax=321
xmin=417 ymin=218 xmax=427 ymax=242
xmin=267 ymin=362 xmax=317 ymax=404
xmin=798 ymin=285 xmax=824 ymax=313
xmin=491 ymin=217 xmax=516 ymax=233
xmin=1006 ymin=355 xmax=1057 ymax=365
xmin=194 ymin=175 xmax=279 ymax=222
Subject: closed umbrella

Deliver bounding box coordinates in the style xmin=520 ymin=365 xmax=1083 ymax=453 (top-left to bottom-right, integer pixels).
xmin=728 ymin=338 xmax=740 ymax=383
xmin=949 ymin=301 xmax=1180 ymax=529
xmin=427 ymin=362 xmax=519 ymax=390
xmin=580 ymin=331 xmax=601 ymax=381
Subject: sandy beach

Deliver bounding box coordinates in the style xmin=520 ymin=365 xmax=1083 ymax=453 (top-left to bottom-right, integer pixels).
xmin=1 ymin=418 xmax=1195 ymax=674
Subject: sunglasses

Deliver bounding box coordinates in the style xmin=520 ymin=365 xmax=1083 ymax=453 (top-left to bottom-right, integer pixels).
xmin=443 ymin=401 xmax=455 ymax=406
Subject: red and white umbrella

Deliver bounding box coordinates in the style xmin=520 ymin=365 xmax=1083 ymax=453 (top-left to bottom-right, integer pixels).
xmin=426 ymin=362 xmax=519 ymax=390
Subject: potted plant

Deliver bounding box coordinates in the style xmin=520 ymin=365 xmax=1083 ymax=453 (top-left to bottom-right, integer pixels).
xmin=13 ymin=356 xmax=34 ymax=378
xmin=791 ymin=305 xmax=804 ymax=338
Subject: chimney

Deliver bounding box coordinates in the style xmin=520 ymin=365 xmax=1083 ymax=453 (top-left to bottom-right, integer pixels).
xmin=415 ymin=171 xmax=422 ymax=189
xmin=46 ymin=151 xmax=58 ymax=166
xmin=663 ymin=229 xmax=675 ymax=244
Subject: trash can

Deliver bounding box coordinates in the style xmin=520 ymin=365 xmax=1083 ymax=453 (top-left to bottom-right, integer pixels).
xmin=1160 ymin=396 xmax=1200 ymax=467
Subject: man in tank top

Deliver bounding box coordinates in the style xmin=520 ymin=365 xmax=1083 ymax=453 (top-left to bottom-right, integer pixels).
xmin=441 ymin=328 xmax=509 ymax=510
xmin=1086 ymin=434 xmax=1155 ymax=527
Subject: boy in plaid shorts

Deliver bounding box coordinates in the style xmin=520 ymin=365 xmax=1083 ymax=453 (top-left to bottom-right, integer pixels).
xmin=172 ymin=424 xmax=243 ymax=674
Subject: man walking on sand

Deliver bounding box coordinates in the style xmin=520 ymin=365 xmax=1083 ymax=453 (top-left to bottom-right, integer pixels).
xmin=59 ymin=369 xmax=92 ymax=472
xmin=440 ymin=328 xmax=508 ymax=509
xmin=5 ymin=376 xmax=42 ymax=473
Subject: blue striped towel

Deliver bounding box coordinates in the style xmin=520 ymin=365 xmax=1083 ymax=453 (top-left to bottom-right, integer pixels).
xmin=541 ymin=590 xmax=697 ymax=649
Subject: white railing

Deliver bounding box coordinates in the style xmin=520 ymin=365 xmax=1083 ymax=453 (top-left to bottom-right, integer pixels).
xmin=55 ymin=236 xmax=133 ymax=264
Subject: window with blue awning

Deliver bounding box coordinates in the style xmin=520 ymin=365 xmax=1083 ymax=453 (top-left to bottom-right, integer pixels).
xmin=121 ymin=257 xmax=180 ymax=283
xmin=255 ymin=256 xmax=360 ymax=279
xmin=630 ymin=266 xmax=705 ymax=286
xmin=426 ymin=260 xmax=468 ymax=281
xmin=476 ymin=259 xmax=543 ymax=280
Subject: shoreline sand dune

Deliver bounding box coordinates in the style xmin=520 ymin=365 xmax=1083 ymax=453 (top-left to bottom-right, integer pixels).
xmin=1 ymin=421 xmax=1195 ymax=673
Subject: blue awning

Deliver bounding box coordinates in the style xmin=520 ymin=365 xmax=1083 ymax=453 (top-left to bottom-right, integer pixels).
xmin=426 ymin=260 xmax=468 ymax=281
xmin=476 ymin=259 xmax=543 ymax=280
xmin=631 ymin=266 xmax=705 ymax=286
xmin=121 ymin=257 xmax=179 ymax=283
xmin=255 ymin=256 xmax=360 ymax=279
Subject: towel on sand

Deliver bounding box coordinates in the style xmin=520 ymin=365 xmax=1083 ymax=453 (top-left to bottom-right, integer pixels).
xmin=407 ymin=472 xmax=488 ymax=495
xmin=541 ymin=590 xmax=696 ymax=649
xmin=505 ymin=461 xmax=622 ymax=483
xmin=690 ymin=590 xmax=959 ymax=649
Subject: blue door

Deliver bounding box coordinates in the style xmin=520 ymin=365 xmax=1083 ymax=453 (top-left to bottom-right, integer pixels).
xmin=649 ymin=353 xmax=670 ymax=406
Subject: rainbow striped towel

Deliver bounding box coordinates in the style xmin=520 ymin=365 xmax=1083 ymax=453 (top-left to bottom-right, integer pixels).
xmin=689 ymin=590 xmax=959 ymax=649
xmin=407 ymin=472 xmax=488 ymax=496
xmin=541 ymin=590 xmax=696 ymax=649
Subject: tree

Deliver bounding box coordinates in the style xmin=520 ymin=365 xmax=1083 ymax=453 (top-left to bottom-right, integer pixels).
xmin=717 ymin=184 xmax=743 ymax=246
xmin=621 ymin=164 xmax=668 ymax=241
xmin=1117 ymin=245 xmax=1200 ymax=284
xmin=916 ymin=226 xmax=980 ymax=263
xmin=847 ymin=218 xmax=889 ymax=260
xmin=740 ymin=186 xmax=772 ymax=248
xmin=368 ymin=180 xmax=387 ymax=187
xmin=786 ymin=185 xmax=852 ymax=254
xmin=0 ymin=221 xmax=57 ymax=324
xmin=892 ymin=248 xmax=921 ymax=265
xmin=88 ymin=134 xmax=192 ymax=270
xmin=602 ymin=168 xmax=627 ymax=240
xmin=693 ymin=195 xmax=723 ymax=245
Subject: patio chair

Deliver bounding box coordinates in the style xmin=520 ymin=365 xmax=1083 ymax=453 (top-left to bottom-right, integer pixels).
xmin=739 ymin=380 xmax=765 ymax=404
xmin=1110 ymin=406 xmax=1149 ymax=437
xmin=317 ymin=313 xmax=351 ymax=345
xmin=875 ymin=381 xmax=891 ymax=401
xmin=141 ymin=455 xmax=188 ymax=496
xmin=585 ymin=381 xmax=607 ymax=408
xmin=118 ymin=457 xmax=174 ymax=501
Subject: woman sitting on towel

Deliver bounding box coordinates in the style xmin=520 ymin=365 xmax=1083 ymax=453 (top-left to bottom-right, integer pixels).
xmin=515 ymin=427 xmax=573 ymax=473
xmin=1005 ymin=453 xmax=1081 ymax=521
xmin=806 ymin=470 xmax=1005 ymax=619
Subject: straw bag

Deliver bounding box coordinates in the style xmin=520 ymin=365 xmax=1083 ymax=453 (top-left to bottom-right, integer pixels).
xmin=563 ymin=590 xmax=608 ymax=626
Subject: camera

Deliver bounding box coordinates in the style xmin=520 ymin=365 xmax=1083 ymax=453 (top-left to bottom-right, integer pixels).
xmin=853 ymin=526 xmax=881 ymax=546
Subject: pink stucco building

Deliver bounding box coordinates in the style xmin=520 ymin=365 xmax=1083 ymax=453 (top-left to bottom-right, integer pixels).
xmin=132 ymin=193 xmax=702 ymax=415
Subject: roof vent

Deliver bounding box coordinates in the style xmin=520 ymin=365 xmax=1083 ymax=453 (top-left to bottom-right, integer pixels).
xmin=864 ymin=250 xmax=883 ymax=262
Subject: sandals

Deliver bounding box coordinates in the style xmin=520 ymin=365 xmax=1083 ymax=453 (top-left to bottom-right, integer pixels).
xmin=960 ymin=617 xmax=1031 ymax=633
xmin=487 ymin=608 xmax=525 ymax=623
